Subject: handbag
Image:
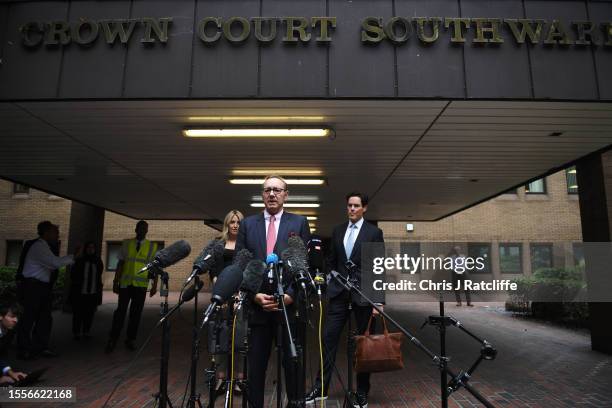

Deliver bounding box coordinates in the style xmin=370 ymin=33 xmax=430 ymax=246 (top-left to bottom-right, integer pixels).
xmin=354 ymin=315 xmax=404 ymax=373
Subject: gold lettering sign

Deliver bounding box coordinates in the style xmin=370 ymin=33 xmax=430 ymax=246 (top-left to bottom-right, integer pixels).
xmin=17 ymin=16 xmax=612 ymax=49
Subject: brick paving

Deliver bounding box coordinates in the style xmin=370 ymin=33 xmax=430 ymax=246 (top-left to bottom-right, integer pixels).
xmin=5 ymin=293 xmax=612 ymax=408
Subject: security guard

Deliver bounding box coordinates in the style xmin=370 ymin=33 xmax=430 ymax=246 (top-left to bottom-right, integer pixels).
xmin=105 ymin=220 xmax=158 ymax=353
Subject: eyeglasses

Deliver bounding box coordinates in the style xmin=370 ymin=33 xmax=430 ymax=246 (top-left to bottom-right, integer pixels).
xmin=263 ymin=187 xmax=286 ymax=194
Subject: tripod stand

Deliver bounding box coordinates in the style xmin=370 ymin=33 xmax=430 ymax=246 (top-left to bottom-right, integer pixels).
xmin=331 ymin=271 xmax=497 ymax=408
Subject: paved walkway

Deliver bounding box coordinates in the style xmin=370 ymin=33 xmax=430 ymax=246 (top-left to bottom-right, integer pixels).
xmin=6 ymin=292 xmax=612 ymax=408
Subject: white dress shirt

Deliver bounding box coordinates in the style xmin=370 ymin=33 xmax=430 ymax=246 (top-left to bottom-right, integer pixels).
xmin=22 ymin=239 xmax=74 ymax=283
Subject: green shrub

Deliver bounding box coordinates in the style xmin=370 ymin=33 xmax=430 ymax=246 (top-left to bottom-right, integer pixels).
xmin=506 ymin=266 xmax=589 ymax=326
xmin=0 ymin=265 xmax=66 ymax=309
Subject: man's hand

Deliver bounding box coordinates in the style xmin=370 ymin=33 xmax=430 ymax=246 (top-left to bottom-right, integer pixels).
xmin=254 ymin=294 xmax=294 ymax=311
xmin=372 ymin=304 xmax=384 ymax=316
xmin=8 ymin=370 xmax=26 ymax=382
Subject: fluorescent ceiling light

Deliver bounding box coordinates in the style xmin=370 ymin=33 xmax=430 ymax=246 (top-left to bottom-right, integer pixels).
xmin=231 ymin=178 xmax=325 ymax=185
xmin=188 ymin=116 xmax=325 ymax=122
xmin=250 ymin=203 xmax=320 ymax=208
xmin=309 ymin=223 xmax=317 ymax=228
xmin=183 ymin=128 xmax=330 ymax=138
xmin=310 ymin=228 xmax=317 ymax=233
xmin=306 ymin=216 xmax=318 ymax=221
xmin=233 ymin=169 xmax=323 ymax=176
xmin=251 ymin=195 xmax=319 ymax=202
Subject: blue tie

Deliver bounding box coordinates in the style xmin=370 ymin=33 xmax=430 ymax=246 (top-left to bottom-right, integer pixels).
xmin=345 ymin=224 xmax=357 ymax=260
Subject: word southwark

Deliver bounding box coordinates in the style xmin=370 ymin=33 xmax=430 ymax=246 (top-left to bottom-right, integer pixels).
xmin=362 ymin=17 xmax=612 ymax=47
xmin=197 ymin=17 xmax=337 ymax=43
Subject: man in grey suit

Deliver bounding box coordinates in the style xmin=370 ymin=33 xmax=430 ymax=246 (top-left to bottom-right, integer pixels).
xmin=305 ymin=192 xmax=384 ymax=408
xmin=235 ymin=175 xmax=310 ymax=408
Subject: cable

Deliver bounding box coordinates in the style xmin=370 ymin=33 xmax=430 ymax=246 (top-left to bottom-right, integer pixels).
xmin=229 ymin=311 xmax=238 ymax=408
xmin=318 ymin=298 xmax=325 ymax=408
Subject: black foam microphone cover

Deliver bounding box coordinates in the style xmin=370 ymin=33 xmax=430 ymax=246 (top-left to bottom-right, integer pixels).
xmin=155 ymin=240 xmax=192 ymax=268
xmin=212 ymin=263 xmax=243 ymax=303
xmin=240 ymin=260 xmax=266 ymax=293
xmin=233 ymin=249 xmax=253 ymax=270
xmin=308 ymin=235 xmax=324 ymax=271
xmin=193 ymin=239 xmax=224 ymax=273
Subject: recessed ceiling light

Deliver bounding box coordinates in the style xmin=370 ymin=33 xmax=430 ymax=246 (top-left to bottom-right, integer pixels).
xmin=231 ymin=178 xmax=325 ymax=185
xmin=188 ymin=116 xmax=325 ymax=122
xmin=306 ymin=216 xmax=318 ymax=221
xmin=183 ymin=128 xmax=331 ymax=138
xmin=250 ymin=203 xmax=320 ymax=208
xmin=309 ymin=223 xmax=317 ymax=228
xmin=310 ymin=227 xmax=317 ymax=233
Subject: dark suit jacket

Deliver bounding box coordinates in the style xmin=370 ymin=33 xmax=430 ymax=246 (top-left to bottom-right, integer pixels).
xmin=0 ymin=328 xmax=15 ymax=372
xmin=326 ymin=219 xmax=385 ymax=305
xmin=235 ymin=210 xmax=311 ymax=323
xmin=69 ymin=256 xmax=104 ymax=306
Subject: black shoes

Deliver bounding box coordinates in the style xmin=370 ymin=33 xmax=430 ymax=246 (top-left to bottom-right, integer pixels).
xmin=353 ymin=392 xmax=368 ymax=408
xmin=305 ymin=386 xmax=328 ymax=404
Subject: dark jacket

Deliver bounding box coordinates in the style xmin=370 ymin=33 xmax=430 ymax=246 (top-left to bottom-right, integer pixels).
xmin=326 ymin=220 xmax=385 ymax=305
xmin=69 ymin=256 xmax=104 ymax=306
xmin=0 ymin=328 xmax=15 ymax=372
xmin=235 ymin=211 xmax=311 ymax=324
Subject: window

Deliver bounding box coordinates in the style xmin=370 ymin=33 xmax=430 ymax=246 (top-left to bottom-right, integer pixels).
xmin=525 ymin=178 xmax=546 ymax=194
xmin=566 ymin=167 xmax=578 ymax=194
xmin=572 ymin=243 xmax=584 ymax=268
xmin=467 ymin=243 xmax=491 ymax=274
xmin=499 ymin=243 xmax=523 ymax=274
xmin=12 ymin=183 xmax=30 ymax=195
xmin=5 ymin=240 xmax=23 ymax=267
xmin=106 ymin=242 xmax=122 ymax=272
xmin=400 ymin=242 xmax=421 ymax=274
xmin=530 ymin=244 xmax=553 ymax=273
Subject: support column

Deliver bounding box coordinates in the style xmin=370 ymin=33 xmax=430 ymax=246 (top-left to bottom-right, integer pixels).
xmin=64 ymin=202 xmax=105 ymax=310
xmin=576 ymin=151 xmax=612 ymax=354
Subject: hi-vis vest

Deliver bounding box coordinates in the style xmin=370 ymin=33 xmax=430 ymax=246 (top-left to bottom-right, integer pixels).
xmin=119 ymin=239 xmax=157 ymax=288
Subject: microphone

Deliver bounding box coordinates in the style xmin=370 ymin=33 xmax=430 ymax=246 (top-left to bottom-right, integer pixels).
xmin=181 ymin=279 xmax=204 ymax=302
xmin=185 ymin=239 xmax=224 ymax=284
xmin=282 ymin=236 xmax=312 ymax=291
xmin=308 ymin=236 xmax=326 ymax=287
xmin=236 ymin=259 xmax=266 ymax=310
xmin=266 ymin=253 xmax=279 ymax=285
xmin=138 ymin=240 xmax=191 ymax=274
xmin=234 ymin=248 xmax=254 ymax=271
xmin=200 ymin=260 xmax=245 ymax=325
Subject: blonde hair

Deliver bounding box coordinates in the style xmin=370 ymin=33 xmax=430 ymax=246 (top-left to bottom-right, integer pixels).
xmin=220 ymin=210 xmax=244 ymax=241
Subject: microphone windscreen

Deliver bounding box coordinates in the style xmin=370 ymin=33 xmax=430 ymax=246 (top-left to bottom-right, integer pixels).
xmin=266 ymin=253 xmax=279 ymax=265
xmin=155 ymin=240 xmax=191 ymax=268
xmin=234 ymin=249 xmax=253 ymax=270
xmin=181 ymin=279 xmax=204 ymax=302
xmin=241 ymin=260 xmax=265 ymax=293
xmin=193 ymin=239 xmax=224 ymax=273
xmin=308 ymin=236 xmax=324 ymax=270
xmin=212 ymin=263 xmax=243 ymax=303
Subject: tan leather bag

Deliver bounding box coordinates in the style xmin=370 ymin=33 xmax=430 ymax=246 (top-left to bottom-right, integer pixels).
xmin=354 ymin=316 xmax=404 ymax=373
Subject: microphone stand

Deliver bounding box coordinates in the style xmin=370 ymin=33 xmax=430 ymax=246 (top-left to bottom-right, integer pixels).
xmin=273 ymin=261 xmax=298 ymax=408
xmin=330 ymin=271 xmax=497 ymax=408
xmin=187 ymin=275 xmax=204 ymax=408
xmin=152 ymin=268 xmax=173 ymax=408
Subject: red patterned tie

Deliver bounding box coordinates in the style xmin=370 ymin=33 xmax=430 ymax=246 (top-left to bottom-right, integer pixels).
xmin=266 ymin=215 xmax=277 ymax=255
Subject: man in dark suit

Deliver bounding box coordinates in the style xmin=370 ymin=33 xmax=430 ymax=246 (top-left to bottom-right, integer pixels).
xmin=235 ymin=175 xmax=310 ymax=408
xmin=305 ymin=192 xmax=384 ymax=408
xmin=1 ymin=304 xmax=27 ymax=385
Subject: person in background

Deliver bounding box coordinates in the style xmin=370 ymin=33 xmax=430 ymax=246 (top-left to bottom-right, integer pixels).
xmin=211 ymin=210 xmax=244 ymax=393
xmin=449 ymin=246 xmax=472 ymax=307
xmin=17 ymin=221 xmax=74 ymax=360
xmin=106 ymin=220 xmax=158 ymax=353
xmin=69 ymin=241 xmax=104 ymax=340
xmin=0 ymin=304 xmax=27 ymax=385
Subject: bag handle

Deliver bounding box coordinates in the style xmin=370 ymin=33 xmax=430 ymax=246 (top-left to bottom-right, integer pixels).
xmin=363 ymin=315 xmax=390 ymax=336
